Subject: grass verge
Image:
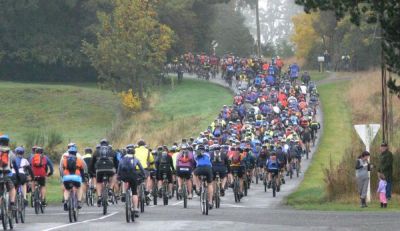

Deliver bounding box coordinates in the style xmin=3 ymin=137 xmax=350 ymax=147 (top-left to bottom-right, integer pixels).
xmin=286 ymin=81 xmax=353 ymax=207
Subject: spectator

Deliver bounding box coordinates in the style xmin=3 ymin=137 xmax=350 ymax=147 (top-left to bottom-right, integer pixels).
xmin=378 ymin=143 xmax=393 ymax=200
xmin=355 ymin=151 xmax=370 ymax=208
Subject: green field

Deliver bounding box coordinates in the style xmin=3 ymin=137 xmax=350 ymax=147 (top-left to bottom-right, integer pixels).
xmin=308 ymin=70 xmax=328 ymax=82
xmin=0 ymin=81 xmax=119 ymax=147
xmin=287 ymin=81 xmax=353 ymax=206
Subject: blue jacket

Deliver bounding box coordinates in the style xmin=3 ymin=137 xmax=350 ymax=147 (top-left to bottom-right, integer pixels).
xmin=195 ymin=152 xmax=212 ymax=167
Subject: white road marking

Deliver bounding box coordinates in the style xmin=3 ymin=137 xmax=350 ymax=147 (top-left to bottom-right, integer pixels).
xmin=220 ymin=203 xmax=245 ymax=208
xmin=26 ymin=211 xmax=103 ymax=216
xmin=42 ymin=211 xmax=118 ymax=231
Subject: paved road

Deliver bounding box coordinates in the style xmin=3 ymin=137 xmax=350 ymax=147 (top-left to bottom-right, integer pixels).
xmin=13 ymin=73 xmax=399 ymax=230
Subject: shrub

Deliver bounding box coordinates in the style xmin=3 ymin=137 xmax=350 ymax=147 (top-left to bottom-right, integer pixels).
xmin=119 ymin=89 xmax=142 ymax=112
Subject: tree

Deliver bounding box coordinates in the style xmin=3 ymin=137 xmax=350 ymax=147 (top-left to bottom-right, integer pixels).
xmin=294 ymin=0 xmax=400 ymax=94
xmin=291 ymin=13 xmax=320 ymax=59
xmin=82 ymin=0 xmax=174 ymax=98
xmin=210 ymin=4 xmax=255 ymax=56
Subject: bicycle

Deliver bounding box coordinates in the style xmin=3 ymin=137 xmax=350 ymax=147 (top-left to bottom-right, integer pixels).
xmin=137 ymin=179 xmax=146 ymax=213
xmin=33 ymin=177 xmax=44 ymax=214
xmin=181 ymin=177 xmax=188 ymax=208
xmin=263 ymin=170 xmax=268 ymax=192
xmin=15 ymin=184 xmax=25 ymax=224
xmin=161 ymin=173 xmax=169 ymax=206
xmin=66 ymin=183 xmax=79 ymax=223
xmin=124 ymin=184 xmax=135 ymax=223
xmin=101 ymin=175 xmax=112 ymax=215
xmin=270 ymin=172 xmax=279 ymax=197
xmin=304 ymin=141 xmax=310 ymax=160
xmin=213 ymin=172 xmax=221 ymax=209
xmin=0 ymin=174 xmax=13 ymax=230
xmin=151 ymin=172 xmax=158 ymax=206
xmin=85 ymin=178 xmax=95 ymax=207
xmin=199 ymin=175 xmax=209 ymax=215
xmin=233 ymin=171 xmax=241 ymax=203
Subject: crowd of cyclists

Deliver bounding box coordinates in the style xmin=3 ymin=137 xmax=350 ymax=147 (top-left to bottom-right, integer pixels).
xmin=0 ymin=54 xmax=321 ymax=227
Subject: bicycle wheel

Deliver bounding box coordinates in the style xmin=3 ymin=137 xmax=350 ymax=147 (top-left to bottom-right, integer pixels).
xmin=264 ymin=179 xmax=267 ymax=192
xmin=68 ymin=197 xmax=73 ymax=223
xmin=152 ymin=186 xmax=157 ymax=206
xmin=1 ymin=200 xmax=7 ymax=230
xmin=125 ymin=191 xmax=131 ymax=223
xmin=8 ymin=209 xmax=13 ymax=230
xmin=289 ymin=167 xmax=293 ymax=179
xmin=255 ymin=171 xmax=259 ymax=184
xmin=162 ymin=185 xmax=168 ymax=206
xmin=14 ymin=197 xmax=19 ymax=224
xmin=40 ymin=200 xmax=45 ymax=214
xmin=34 ymin=190 xmax=39 ymax=215
xmin=19 ymin=196 xmax=25 ymax=224
xmin=73 ymin=193 xmax=78 ymax=222
xmin=244 ymin=179 xmax=248 ymax=197
xmin=140 ymin=190 xmax=145 ymax=213
xmin=182 ymin=184 xmax=187 ymax=209
xmin=272 ymin=179 xmax=276 ymax=197
xmin=102 ymin=187 xmax=108 ymax=215
xmin=205 ymin=190 xmax=209 ymax=216
xmin=296 ymin=163 xmax=300 ymax=178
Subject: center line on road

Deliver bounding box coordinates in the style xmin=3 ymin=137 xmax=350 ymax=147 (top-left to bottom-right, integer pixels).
xmin=42 ymin=211 xmax=118 ymax=231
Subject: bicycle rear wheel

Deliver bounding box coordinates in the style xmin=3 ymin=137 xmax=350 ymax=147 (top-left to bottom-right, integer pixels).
xmin=19 ymin=196 xmax=25 ymax=223
xmin=68 ymin=197 xmax=73 ymax=223
xmin=272 ymin=180 xmax=276 ymax=197
xmin=102 ymin=187 xmax=108 ymax=215
xmin=125 ymin=192 xmax=131 ymax=223
xmin=182 ymin=184 xmax=187 ymax=209
xmin=140 ymin=190 xmax=145 ymax=213
xmin=34 ymin=190 xmax=40 ymax=215
xmin=162 ymin=185 xmax=168 ymax=206
xmin=152 ymin=185 xmax=157 ymax=206
xmin=14 ymin=197 xmax=19 ymax=224
xmin=1 ymin=200 xmax=8 ymax=230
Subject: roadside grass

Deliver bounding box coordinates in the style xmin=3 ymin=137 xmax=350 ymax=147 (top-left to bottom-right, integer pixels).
xmin=286 ymin=81 xmax=353 ymax=207
xmin=0 ymin=81 xmax=119 ymax=147
xmin=115 ymin=78 xmax=232 ymax=147
xmin=308 ymin=70 xmax=328 ymax=82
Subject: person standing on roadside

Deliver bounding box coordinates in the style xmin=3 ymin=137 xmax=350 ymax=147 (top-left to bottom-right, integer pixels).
xmin=355 ymin=151 xmax=371 ymax=208
xmin=378 ymin=143 xmax=393 ymax=200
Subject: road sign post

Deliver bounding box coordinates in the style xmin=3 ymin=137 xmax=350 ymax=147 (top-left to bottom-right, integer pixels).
xmin=354 ymin=124 xmax=380 ymax=202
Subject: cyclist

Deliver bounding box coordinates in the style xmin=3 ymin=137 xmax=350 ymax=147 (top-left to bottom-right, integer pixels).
xmin=134 ymin=140 xmax=155 ymax=202
xmin=243 ymin=145 xmax=256 ymax=183
xmin=193 ymin=144 xmax=214 ymax=209
xmin=62 ymin=146 xmax=85 ymax=210
xmin=11 ymin=146 xmax=34 ymax=207
xmin=176 ymin=144 xmax=195 ymax=199
xmin=117 ymin=145 xmax=144 ymax=218
xmin=0 ymin=135 xmax=17 ymax=211
xmin=301 ymin=127 xmax=312 ymax=157
xmin=228 ymin=146 xmax=244 ymax=198
xmin=30 ymin=146 xmax=54 ymax=207
xmin=82 ymin=147 xmax=95 ymax=193
xmin=209 ymin=144 xmax=229 ymax=197
xmin=266 ymin=152 xmax=281 ymax=191
xmin=156 ymin=150 xmax=174 ymax=198
xmin=90 ymin=139 xmax=118 ymax=207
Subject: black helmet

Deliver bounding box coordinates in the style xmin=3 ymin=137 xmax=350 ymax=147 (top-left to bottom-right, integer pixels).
xmin=36 ymin=147 xmax=44 ymax=154
xmin=100 ymin=139 xmax=109 ymax=146
xmin=197 ymin=144 xmax=205 ymax=151
xmin=137 ymin=139 xmax=146 ymax=146
xmin=84 ymin=147 xmax=93 ymax=154
xmin=126 ymin=146 xmax=135 ymax=155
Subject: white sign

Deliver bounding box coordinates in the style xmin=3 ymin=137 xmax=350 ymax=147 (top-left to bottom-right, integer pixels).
xmin=317 ymin=56 xmax=325 ymax=62
xmin=354 ymin=123 xmax=380 ymax=203
xmin=354 ymin=124 xmax=380 ymax=152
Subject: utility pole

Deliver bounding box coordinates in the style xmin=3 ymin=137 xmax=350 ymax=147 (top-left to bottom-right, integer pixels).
xmin=255 ymin=0 xmax=261 ymax=58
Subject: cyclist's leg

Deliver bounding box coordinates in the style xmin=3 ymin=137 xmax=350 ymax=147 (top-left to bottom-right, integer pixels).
xmin=96 ymin=171 xmax=103 ymax=198
xmin=39 ymin=177 xmax=47 ymax=204
xmin=206 ymin=168 xmax=214 ymax=204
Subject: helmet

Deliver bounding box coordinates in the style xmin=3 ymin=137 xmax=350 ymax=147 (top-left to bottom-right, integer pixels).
xmin=181 ymin=144 xmax=188 ymax=150
xmin=15 ymin=147 xmax=25 ymax=155
xmin=68 ymin=146 xmax=78 ymax=154
xmin=126 ymin=145 xmax=135 ymax=154
xmin=196 ymin=144 xmax=205 ymax=151
xmin=67 ymin=143 xmax=76 ymax=148
xmin=32 ymin=145 xmax=38 ymax=153
xmin=36 ymin=147 xmax=44 ymax=154
xmin=137 ymin=139 xmax=146 ymax=146
xmin=84 ymin=147 xmax=93 ymax=154
xmin=171 ymin=146 xmax=177 ymax=152
xmin=100 ymin=139 xmax=109 ymax=146
xmin=0 ymin=134 xmax=10 ymax=146
xmin=126 ymin=144 xmax=135 ymax=149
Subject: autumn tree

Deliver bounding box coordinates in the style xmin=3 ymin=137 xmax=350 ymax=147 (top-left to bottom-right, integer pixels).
xmin=82 ymin=0 xmax=174 ymax=98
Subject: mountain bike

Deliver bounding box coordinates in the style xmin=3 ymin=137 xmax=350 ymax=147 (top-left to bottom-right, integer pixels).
xmin=271 ymin=172 xmax=279 ymax=198
xmin=213 ymin=172 xmax=221 ymax=209
xmin=0 ymin=174 xmax=13 ymax=230
xmin=199 ymin=175 xmax=209 ymax=215
xmin=137 ymin=178 xmax=146 ymax=213
xmin=233 ymin=171 xmax=241 ymax=203
xmin=33 ymin=177 xmax=44 ymax=214
xmin=66 ymin=183 xmax=79 ymax=223
xmin=150 ymin=172 xmax=158 ymax=206
xmin=85 ymin=178 xmax=95 ymax=206
xmin=101 ymin=175 xmax=112 ymax=215
xmin=124 ymin=184 xmax=134 ymax=223
xmin=161 ymin=173 xmax=169 ymax=206
xmin=15 ymin=184 xmax=25 ymax=224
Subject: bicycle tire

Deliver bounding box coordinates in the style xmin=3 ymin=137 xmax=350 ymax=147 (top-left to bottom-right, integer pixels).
xmin=73 ymin=192 xmax=78 ymax=222
xmin=205 ymin=190 xmax=209 ymax=215
xmin=1 ymin=199 xmax=7 ymax=230
xmin=19 ymin=197 xmax=25 ymax=224
xmin=8 ymin=211 xmax=13 ymax=230
xmin=125 ymin=191 xmax=131 ymax=223
xmin=34 ymin=189 xmax=39 ymax=215
xmin=140 ymin=192 xmax=145 ymax=213
xmin=182 ymin=184 xmax=187 ymax=209
xmin=40 ymin=202 xmax=45 ymax=214
xmin=264 ymin=179 xmax=267 ymax=192
xmin=256 ymin=172 xmax=259 ymax=184
xmin=152 ymin=186 xmax=157 ymax=206
xmin=14 ymin=197 xmax=19 ymax=224
xmin=272 ymin=180 xmax=276 ymax=197
xmin=68 ymin=197 xmax=73 ymax=223
xmin=102 ymin=186 xmax=108 ymax=215
xmin=244 ymin=180 xmax=248 ymax=197
xmin=163 ymin=184 xmax=168 ymax=206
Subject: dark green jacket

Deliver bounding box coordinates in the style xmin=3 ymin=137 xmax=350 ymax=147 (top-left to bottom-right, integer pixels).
xmin=379 ymin=150 xmax=393 ymax=181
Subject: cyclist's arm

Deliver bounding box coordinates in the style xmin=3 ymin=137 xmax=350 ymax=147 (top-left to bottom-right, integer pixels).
xmin=169 ymin=157 xmax=175 ymax=172
xmin=137 ymin=160 xmax=145 ymax=177
xmin=46 ymin=156 xmax=54 ymax=176
xmin=58 ymin=156 xmax=64 ymax=177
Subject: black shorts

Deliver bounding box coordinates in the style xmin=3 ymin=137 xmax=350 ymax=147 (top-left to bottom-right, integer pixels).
xmin=230 ymin=166 xmax=244 ymax=178
xmin=267 ymin=169 xmax=279 ymax=175
xmin=0 ymin=174 xmax=14 ymax=193
xmin=176 ymin=166 xmax=192 ymax=180
xmin=63 ymin=181 xmax=81 ymax=190
xmin=120 ymin=174 xmax=138 ymax=195
xmin=96 ymin=169 xmax=115 ymax=183
xmin=34 ymin=176 xmax=46 ymax=187
xmin=11 ymin=173 xmax=27 ymax=186
xmin=156 ymin=171 xmax=173 ymax=183
xmin=194 ymin=166 xmax=213 ymax=183
xmin=212 ymin=166 xmax=227 ymax=180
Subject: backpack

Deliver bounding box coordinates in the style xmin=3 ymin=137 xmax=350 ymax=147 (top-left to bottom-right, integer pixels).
xmin=119 ymin=156 xmax=135 ymax=173
xmin=32 ymin=153 xmax=45 ymax=167
xmin=99 ymin=146 xmax=112 ymax=159
xmin=179 ymin=152 xmax=190 ymax=163
xmin=268 ymin=157 xmax=278 ymax=170
xmin=65 ymin=155 xmax=77 ymax=173
xmin=0 ymin=150 xmax=9 ymax=167
xmin=213 ymin=152 xmax=222 ymax=163
xmin=213 ymin=127 xmax=221 ymax=137
xmin=231 ymin=152 xmax=241 ymax=165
